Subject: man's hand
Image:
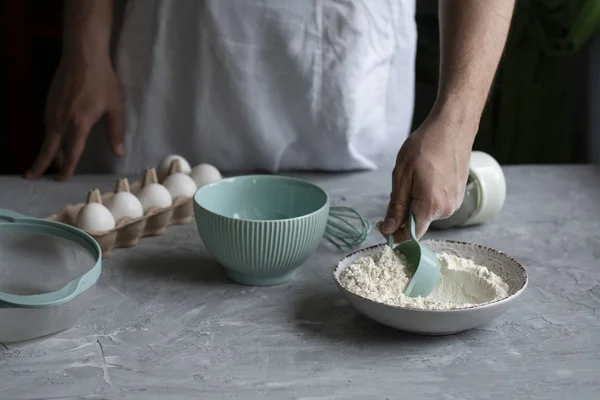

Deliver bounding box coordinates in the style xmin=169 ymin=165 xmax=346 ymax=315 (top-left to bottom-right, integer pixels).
xmin=25 ymin=0 xmax=119 ymax=181
xmin=381 ymin=113 xmax=474 ymax=241
xmin=381 ymin=0 xmax=515 ymax=240
xmin=25 ymin=58 xmax=124 ymax=181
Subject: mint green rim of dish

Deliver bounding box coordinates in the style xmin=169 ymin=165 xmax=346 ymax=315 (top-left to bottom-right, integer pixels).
xmin=193 ymin=174 xmax=330 ymax=222
xmin=0 ymin=209 xmax=102 ymax=309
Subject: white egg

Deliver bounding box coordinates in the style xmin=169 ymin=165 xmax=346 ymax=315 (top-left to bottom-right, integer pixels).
xmin=137 ymin=183 xmax=173 ymax=212
xmin=76 ymin=203 xmax=116 ymax=232
xmin=190 ymin=163 xmax=222 ymax=188
xmin=157 ymin=155 xmax=191 ymax=182
xmin=162 ymin=172 xmax=198 ymax=200
xmin=105 ymin=192 xmax=144 ymax=221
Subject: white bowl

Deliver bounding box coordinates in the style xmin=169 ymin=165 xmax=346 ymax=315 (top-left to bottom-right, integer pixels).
xmin=333 ymin=240 xmax=528 ymax=335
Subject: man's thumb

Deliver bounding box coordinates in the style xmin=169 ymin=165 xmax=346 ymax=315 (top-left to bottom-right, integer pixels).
xmin=106 ymin=106 xmax=125 ymax=157
xmin=382 ymin=190 xmax=410 ymax=235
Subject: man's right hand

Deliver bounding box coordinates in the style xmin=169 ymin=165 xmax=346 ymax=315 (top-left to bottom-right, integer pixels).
xmin=25 ymin=56 xmax=125 ymax=181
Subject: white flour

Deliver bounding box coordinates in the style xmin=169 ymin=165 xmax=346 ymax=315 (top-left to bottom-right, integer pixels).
xmin=340 ymin=246 xmax=509 ymax=310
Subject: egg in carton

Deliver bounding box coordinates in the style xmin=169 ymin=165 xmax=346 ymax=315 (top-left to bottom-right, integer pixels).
xmin=47 ymin=158 xmax=220 ymax=256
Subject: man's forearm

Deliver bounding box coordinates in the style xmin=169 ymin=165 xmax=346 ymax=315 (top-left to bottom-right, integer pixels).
xmin=62 ymin=0 xmax=114 ymax=63
xmin=433 ymin=0 xmax=515 ymax=139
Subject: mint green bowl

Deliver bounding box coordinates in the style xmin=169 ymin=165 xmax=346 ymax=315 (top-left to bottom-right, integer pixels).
xmin=193 ymin=175 xmax=330 ymax=286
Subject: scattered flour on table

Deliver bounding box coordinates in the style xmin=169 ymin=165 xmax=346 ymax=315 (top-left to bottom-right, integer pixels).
xmin=340 ymin=246 xmax=509 ymax=310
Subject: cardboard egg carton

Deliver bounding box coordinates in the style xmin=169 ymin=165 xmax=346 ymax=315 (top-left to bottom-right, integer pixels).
xmin=46 ymin=161 xmax=195 ymax=256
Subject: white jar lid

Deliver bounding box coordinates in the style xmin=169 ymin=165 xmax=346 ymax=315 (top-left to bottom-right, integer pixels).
xmin=462 ymin=151 xmax=506 ymax=226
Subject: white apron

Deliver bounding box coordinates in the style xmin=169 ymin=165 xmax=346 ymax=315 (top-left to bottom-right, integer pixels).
xmin=79 ymin=0 xmax=417 ymax=174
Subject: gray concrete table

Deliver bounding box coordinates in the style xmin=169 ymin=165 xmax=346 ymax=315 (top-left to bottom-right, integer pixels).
xmin=1 ymin=166 xmax=599 ymax=400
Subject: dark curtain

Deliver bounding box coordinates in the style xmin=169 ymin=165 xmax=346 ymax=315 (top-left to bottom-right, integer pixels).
xmin=414 ymin=0 xmax=600 ymax=164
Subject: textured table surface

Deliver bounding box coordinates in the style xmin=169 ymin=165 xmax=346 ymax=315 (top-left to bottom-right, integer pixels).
xmin=1 ymin=165 xmax=599 ymax=400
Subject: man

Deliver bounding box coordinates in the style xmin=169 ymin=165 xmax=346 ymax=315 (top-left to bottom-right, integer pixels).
xmin=25 ymin=0 xmax=515 ymax=240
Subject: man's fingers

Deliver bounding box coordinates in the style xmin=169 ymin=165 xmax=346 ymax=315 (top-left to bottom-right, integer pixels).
xmin=392 ymin=223 xmax=410 ymax=243
xmin=106 ymin=105 xmax=125 ymax=156
xmin=382 ymin=167 xmax=412 ymax=235
xmin=410 ymin=198 xmax=433 ymax=239
xmin=376 ymin=220 xmax=408 ymax=243
xmin=53 ymin=148 xmax=65 ymax=171
xmin=57 ymin=123 xmax=89 ymax=181
xmin=25 ymin=131 xmax=62 ymax=179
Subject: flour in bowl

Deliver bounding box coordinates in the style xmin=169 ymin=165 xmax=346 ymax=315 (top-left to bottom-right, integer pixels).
xmin=339 ymin=246 xmax=509 ymax=310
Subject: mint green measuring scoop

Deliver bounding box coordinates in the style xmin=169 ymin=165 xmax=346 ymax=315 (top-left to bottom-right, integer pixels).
xmin=387 ymin=209 xmax=440 ymax=298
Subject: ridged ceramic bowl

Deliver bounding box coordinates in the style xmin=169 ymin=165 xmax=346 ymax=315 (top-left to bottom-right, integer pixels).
xmin=334 ymin=241 xmax=528 ymax=335
xmin=193 ymin=175 xmax=330 ymax=286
